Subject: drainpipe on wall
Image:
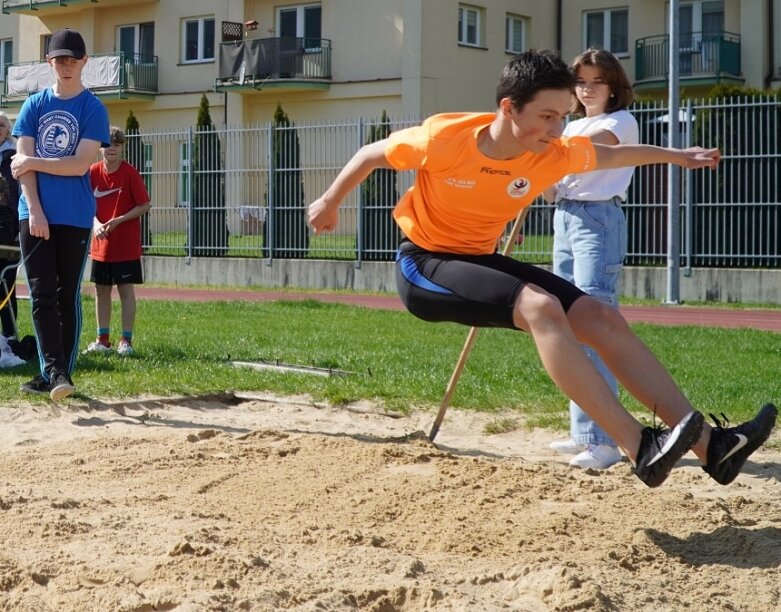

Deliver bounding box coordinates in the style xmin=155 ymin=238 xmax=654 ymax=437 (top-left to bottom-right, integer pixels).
xmin=556 ymin=0 xmax=562 ymax=56
xmin=766 ymin=0 xmax=775 ymax=89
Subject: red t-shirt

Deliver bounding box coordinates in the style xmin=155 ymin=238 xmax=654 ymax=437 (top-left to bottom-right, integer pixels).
xmin=89 ymin=160 xmax=150 ymax=262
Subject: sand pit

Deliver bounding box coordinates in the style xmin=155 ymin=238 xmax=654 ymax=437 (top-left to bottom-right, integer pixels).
xmin=0 ymin=393 xmax=778 ymax=611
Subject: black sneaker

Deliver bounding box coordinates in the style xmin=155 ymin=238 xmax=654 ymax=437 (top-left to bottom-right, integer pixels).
xmin=702 ymin=403 xmax=778 ymax=485
xmin=49 ymin=371 xmax=75 ymax=402
xmin=634 ymin=411 xmax=704 ymax=488
xmin=20 ymin=375 xmax=50 ymax=395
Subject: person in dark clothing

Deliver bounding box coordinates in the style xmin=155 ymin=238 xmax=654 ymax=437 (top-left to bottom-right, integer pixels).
xmin=10 ymin=29 xmax=110 ymax=401
xmin=0 ymin=111 xmax=20 ymax=340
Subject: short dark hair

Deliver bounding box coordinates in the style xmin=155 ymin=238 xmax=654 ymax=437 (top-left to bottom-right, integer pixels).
xmin=570 ymin=48 xmax=634 ymax=115
xmin=495 ymin=50 xmax=575 ymax=110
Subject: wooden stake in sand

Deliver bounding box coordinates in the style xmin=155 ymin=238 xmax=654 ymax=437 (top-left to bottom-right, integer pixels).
xmin=428 ymin=207 xmax=530 ymax=441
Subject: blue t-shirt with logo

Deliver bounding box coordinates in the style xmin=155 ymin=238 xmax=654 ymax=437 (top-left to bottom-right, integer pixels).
xmin=13 ymin=88 xmax=110 ymax=228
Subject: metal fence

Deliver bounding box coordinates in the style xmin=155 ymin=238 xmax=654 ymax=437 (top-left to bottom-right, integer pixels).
xmin=134 ymin=96 xmax=780 ymax=268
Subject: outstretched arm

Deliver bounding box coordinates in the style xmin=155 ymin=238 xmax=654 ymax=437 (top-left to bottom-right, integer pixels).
xmin=545 ymin=129 xmax=623 ymax=203
xmin=308 ymin=139 xmax=392 ymax=234
xmin=594 ymin=143 xmax=720 ymax=171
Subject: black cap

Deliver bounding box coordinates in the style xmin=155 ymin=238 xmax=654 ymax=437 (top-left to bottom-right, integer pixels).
xmin=48 ymin=29 xmax=87 ymax=60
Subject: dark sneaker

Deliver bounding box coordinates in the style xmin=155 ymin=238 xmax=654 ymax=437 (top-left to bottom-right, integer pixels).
xmin=703 ymin=403 xmax=778 ymax=485
xmin=49 ymin=371 xmax=75 ymax=402
xmin=634 ymin=411 xmax=704 ymax=488
xmin=20 ymin=375 xmax=50 ymax=395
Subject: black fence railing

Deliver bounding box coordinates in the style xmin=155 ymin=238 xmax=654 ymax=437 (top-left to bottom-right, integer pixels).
xmin=635 ymin=31 xmax=741 ymax=81
xmin=217 ymin=37 xmax=332 ymax=85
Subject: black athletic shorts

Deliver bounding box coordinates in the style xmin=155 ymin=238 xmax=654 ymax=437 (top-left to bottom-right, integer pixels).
xmin=395 ymin=240 xmax=586 ymax=329
xmin=90 ymin=259 xmax=144 ymax=285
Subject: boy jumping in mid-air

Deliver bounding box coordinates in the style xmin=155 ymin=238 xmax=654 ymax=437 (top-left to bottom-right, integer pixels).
xmin=308 ymin=50 xmax=776 ymax=488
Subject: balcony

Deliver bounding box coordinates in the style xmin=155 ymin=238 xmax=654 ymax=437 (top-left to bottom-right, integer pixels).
xmin=1 ymin=52 xmax=158 ymax=106
xmin=215 ymin=37 xmax=332 ymax=93
xmin=634 ymin=31 xmax=743 ymax=92
xmin=3 ymin=0 xmax=156 ymax=15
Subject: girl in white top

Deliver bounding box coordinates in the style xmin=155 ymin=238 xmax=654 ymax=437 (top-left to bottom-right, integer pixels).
xmin=544 ymin=49 xmax=639 ymax=470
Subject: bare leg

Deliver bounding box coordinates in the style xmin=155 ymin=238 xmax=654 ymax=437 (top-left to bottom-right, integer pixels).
xmin=512 ymin=284 xmax=645 ymax=461
xmin=116 ymin=284 xmax=137 ymax=335
xmin=95 ymin=284 xmax=113 ymax=331
xmin=566 ymin=295 xmax=711 ymax=462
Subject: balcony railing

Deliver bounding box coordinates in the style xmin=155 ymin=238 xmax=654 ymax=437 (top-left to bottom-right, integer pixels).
xmin=635 ymin=31 xmax=741 ymax=83
xmin=2 ymin=0 xmax=151 ymax=13
xmin=217 ymin=37 xmax=332 ymax=87
xmin=1 ymin=52 xmax=158 ymax=104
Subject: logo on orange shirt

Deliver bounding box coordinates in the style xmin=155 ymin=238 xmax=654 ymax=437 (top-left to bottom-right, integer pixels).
xmin=507 ymin=178 xmax=531 ymax=198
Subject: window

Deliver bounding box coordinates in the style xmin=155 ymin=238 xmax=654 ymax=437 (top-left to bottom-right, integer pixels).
xmin=278 ymin=4 xmax=322 ymax=49
xmin=458 ymin=5 xmax=483 ymax=47
xmin=182 ymin=16 xmax=215 ymax=63
xmin=506 ymin=15 xmax=527 ymax=54
xmin=42 ymin=34 xmax=52 ymax=59
xmin=118 ymin=22 xmax=155 ymax=61
xmin=665 ymin=1 xmax=724 ymax=73
xmin=0 ymin=39 xmax=11 ymax=81
xmin=667 ymin=1 xmax=724 ymax=34
xmin=584 ymin=8 xmax=628 ymax=56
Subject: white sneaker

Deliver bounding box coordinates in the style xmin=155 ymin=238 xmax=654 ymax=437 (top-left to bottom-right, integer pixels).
xmin=549 ymin=439 xmax=585 ymax=455
xmin=117 ymin=339 xmax=134 ymax=356
xmin=85 ymin=340 xmax=111 ymax=353
xmin=569 ymin=444 xmax=623 ymax=470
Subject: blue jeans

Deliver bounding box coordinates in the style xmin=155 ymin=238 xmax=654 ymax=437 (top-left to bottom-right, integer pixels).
xmin=552 ymin=198 xmax=627 ymax=447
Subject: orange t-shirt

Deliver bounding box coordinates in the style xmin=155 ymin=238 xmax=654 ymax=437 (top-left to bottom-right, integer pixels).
xmin=385 ymin=113 xmax=596 ymax=254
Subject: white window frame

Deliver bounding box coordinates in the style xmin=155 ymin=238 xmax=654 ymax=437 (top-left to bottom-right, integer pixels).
xmin=583 ymin=7 xmax=629 ymax=57
xmin=42 ymin=34 xmax=52 ymax=60
xmin=505 ymin=14 xmax=527 ymax=54
xmin=458 ymin=4 xmax=483 ymax=47
xmin=117 ymin=22 xmax=155 ymax=60
xmin=0 ymin=39 xmax=12 ymax=82
xmin=277 ymin=4 xmax=322 ymax=51
xmin=666 ymin=1 xmax=724 ymax=34
xmin=181 ymin=16 xmax=215 ymax=64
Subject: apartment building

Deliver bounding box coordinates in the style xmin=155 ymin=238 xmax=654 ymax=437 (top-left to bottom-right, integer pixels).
xmin=1 ymin=0 xmax=780 ymax=129
xmin=0 ymin=0 xmax=554 ymax=128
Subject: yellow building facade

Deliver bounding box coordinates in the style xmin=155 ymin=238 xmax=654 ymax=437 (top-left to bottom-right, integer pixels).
xmin=1 ymin=0 xmax=780 ymax=128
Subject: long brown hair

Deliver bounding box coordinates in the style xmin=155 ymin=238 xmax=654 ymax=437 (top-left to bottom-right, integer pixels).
xmin=569 ymin=49 xmax=634 ymax=115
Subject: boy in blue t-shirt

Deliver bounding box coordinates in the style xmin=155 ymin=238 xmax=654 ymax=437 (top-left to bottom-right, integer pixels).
xmin=11 ymin=28 xmax=109 ymax=401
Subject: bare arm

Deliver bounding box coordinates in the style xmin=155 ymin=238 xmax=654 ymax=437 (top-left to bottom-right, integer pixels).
xmin=544 ymin=129 xmax=622 ymax=203
xmin=11 ymin=137 xmax=102 ymax=178
xmin=308 ymin=139 xmax=393 ymax=234
xmin=594 ymin=143 xmax=720 ymax=171
xmin=94 ymin=202 xmax=151 ymax=239
xmin=16 ymin=136 xmax=50 ymax=240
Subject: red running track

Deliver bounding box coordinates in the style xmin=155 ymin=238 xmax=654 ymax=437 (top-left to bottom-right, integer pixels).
xmin=78 ymin=286 xmax=781 ymax=333
xmin=16 ymin=285 xmax=781 ymax=332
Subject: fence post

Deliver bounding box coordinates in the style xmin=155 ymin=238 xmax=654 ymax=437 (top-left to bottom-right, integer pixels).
xmin=665 ymin=0 xmax=681 ymax=304
xmin=355 ymin=117 xmax=365 ymax=269
xmin=266 ymin=121 xmax=274 ymax=266
xmin=683 ymin=98 xmax=693 ymax=277
xmin=186 ymin=126 xmax=194 ymax=262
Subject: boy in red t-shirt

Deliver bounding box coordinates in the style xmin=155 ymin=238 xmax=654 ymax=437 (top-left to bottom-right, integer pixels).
xmin=85 ymin=126 xmax=151 ymax=356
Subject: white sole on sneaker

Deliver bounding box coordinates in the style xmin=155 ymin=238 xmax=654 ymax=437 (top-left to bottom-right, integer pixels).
xmin=569 ymin=444 xmax=623 ymax=470
xmin=549 ymin=439 xmax=585 ymax=455
xmin=50 ymin=383 xmax=75 ymax=402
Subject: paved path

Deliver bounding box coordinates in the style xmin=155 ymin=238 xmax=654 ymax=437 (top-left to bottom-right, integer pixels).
xmin=126 ymin=286 xmax=781 ymax=333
